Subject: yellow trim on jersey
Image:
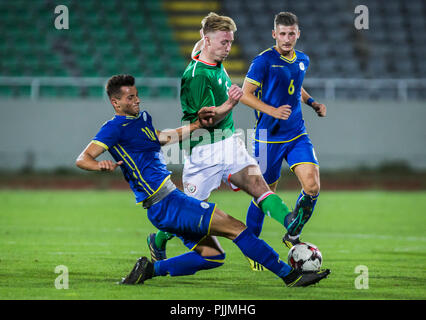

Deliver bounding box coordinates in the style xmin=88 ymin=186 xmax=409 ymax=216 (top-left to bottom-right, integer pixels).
xmin=269 ymin=177 xmax=281 ymax=187
xmin=117 ymin=144 xmax=155 ymax=193
xmin=189 ymin=236 xmax=206 ymax=251
xmin=112 ymin=145 xmax=152 ymax=195
xmin=245 ymin=77 xmax=261 ymax=87
xmin=251 ymin=199 xmax=260 ymax=208
xmin=112 ymin=146 xmax=149 ymax=195
xmin=256 ymin=81 xmax=263 ymax=100
xmin=125 ymin=113 xmax=141 ymax=119
xmin=145 ymin=175 xmax=171 ymax=200
xmin=252 ymin=82 xmax=264 ymax=133
xmin=91 ymin=140 xmax=109 ymax=150
xmin=189 ymin=203 xmax=217 ymax=251
xmin=290 ymin=162 xmax=320 ymax=172
xmin=253 ymin=116 xmax=259 ymax=134
xmin=254 ymin=133 xmax=308 ymax=144
xmin=204 ymin=258 xmax=225 ymax=264
xmin=258 ymin=48 xmax=273 ymax=56
xmin=113 ymin=146 xmax=134 ymax=170
xmin=279 ymin=51 xmax=297 ymax=63
xmin=207 ymin=204 xmax=217 ymax=235
xmin=136 ymin=175 xmax=173 ymax=205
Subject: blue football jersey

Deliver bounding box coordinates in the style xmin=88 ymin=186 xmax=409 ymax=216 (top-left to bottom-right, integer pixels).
xmin=246 ymin=47 xmax=310 ymax=142
xmin=92 ymin=110 xmax=171 ymax=203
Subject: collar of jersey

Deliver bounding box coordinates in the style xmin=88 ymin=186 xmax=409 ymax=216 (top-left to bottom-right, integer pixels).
xmin=192 ymin=52 xmax=218 ymax=67
xmin=272 ymin=46 xmax=297 ymax=63
xmin=114 ymin=112 xmax=141 ymax=120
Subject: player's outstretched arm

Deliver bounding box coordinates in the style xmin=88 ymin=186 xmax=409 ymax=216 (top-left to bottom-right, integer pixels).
xmin=301 ymin=87 xmax=326 ymax=117
xmin=156 ymin=107 xmax=215 ymax=146
xmin=76 ymin=143 xmax=122 ymax=171
xmin=241 ymin=80 xmax=291 ymax=120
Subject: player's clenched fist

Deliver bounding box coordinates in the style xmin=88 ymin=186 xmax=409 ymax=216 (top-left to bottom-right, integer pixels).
xmin=312 ymin=102 xmax=326 ymax=117
xmin=227 ymin=84 xmax=243 ymax=105
xmin=272 ymin=104 xmax=292 ymax=120
xmin=197 ymin=106 xmax=216 ymax=127
xmin=98 ymin=160 xmax=123 ymax=171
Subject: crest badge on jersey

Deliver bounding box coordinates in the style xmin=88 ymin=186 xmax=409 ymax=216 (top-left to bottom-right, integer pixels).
xmin=200 ymin=201 xmax=210 ymax=209
xmin=142 ymin=111 xmax=147 ymax=122
xmin=299 ymin=62 xmax=305 ymax=71
xmin=184 ymin=182 xmax=197 ymax=194
xmin=200 ymin=202 xmax=210 ymax=209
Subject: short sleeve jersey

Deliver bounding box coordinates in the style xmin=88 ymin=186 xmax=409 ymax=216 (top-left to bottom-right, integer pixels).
xmin=180 ymin=52 xmax=235 ymax=151
xmin=246 ymin=47 xmax=310 ymax=142
xmin=92 ymin=110 xmax=171 ymax=203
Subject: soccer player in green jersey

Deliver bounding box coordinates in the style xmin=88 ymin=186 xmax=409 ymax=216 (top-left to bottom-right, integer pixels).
xmin=148 ymin=13 xmax=301 ymax=271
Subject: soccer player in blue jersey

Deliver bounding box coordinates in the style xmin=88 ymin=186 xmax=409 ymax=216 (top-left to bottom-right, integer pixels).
xmin=147 ymin=13 xmax=306 ymax=272
xmin=75 ymin=74 xmax=330 ymax=287
xmin=241 ymin=12 xmax=327 ymax=249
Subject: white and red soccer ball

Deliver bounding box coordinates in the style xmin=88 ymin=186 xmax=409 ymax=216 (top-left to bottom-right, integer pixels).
xmin=288 ymin=242 xmax=323 ymax=271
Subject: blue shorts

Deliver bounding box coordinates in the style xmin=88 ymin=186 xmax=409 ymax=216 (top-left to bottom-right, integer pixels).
xmin=254 ymin=133 xmax=319 ymax=185
xmin=147 ymin=189 xmax=216 ymax=250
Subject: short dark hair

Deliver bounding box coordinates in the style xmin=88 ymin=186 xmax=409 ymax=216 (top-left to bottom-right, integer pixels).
xmin=274 ymin=12 xmax=299 ymax=28
xmin=106 ymin=74 xmax=135 ymax=99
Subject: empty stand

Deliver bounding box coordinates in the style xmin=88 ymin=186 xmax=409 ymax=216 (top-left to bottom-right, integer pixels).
xmin=0 ymin=0 xmax=424 ymax=99
xmin=222 ymin=0 xmax=426 ymax=80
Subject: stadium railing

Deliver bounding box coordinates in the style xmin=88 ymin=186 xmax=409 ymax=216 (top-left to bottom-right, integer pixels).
xmin=0 ymin=77 xmax=425 ymax=101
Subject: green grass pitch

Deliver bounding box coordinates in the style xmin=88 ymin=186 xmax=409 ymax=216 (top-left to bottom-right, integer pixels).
xmin=0 ymin=189 xmax=425 ymax=300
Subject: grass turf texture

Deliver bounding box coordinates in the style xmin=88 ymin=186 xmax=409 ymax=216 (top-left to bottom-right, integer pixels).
xmin=0 ymin=190 xmax=425 ymax=300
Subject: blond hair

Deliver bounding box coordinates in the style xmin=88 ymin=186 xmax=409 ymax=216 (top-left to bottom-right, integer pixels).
xmin=201 ymin=12 xmax=237 ymax=34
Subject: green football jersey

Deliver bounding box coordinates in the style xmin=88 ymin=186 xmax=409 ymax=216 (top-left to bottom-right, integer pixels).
xmin=180 ymin=52 xmax=235 ymax=151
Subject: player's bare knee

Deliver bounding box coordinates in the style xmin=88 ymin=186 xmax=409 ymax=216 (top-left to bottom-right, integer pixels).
xmin=305 ymin=181 xmax=320 ymax=196
xmin=247 ymin=172 xmax=269 ymax=196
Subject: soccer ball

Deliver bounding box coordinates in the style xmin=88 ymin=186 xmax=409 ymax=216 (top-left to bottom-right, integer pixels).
xmin=287 ymin=242 xmax=323 ymax=271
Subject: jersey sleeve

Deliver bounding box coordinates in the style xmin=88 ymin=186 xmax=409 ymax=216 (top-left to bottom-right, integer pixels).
xmin=143 ymin=111 xmax=160 ymax=140
xmin=92 ymin=121 xmax=120 ymax=150
xmin=245 ymin=54 xmax=268 ymax=87
xmin=305 ymin=54 xmax=310 ymax=71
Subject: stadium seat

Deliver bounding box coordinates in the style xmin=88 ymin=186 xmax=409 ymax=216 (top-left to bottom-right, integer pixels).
xmin=0 ymin=0 xmax=425 ymax=99
xmin=220 ymin=0 xmax=426 ymax=82
xmin=0 ymin=0 xmax=187 ymax=98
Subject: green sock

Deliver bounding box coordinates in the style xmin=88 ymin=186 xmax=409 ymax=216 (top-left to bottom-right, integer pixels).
xmin=258 ymin=194 xmax=290 ymax=227
xmin=155 ymin=230 xmax=174 ymax=250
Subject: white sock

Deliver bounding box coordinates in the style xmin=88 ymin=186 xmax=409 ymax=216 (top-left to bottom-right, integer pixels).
xmin=256 ymin=191 xmax=274 ymax=204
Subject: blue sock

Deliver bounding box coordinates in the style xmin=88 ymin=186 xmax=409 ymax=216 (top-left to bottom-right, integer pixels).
xmin=246 ymin=199 xmax=265 ymax=237
xmin=154 ymin=251 xmax=225 ymax=277
xmin=233 ymin=228 xmax=291 ymax=278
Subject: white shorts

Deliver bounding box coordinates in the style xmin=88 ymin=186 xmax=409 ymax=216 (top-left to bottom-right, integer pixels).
xmin=182 ymin=134 xmax=258 ymax=200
